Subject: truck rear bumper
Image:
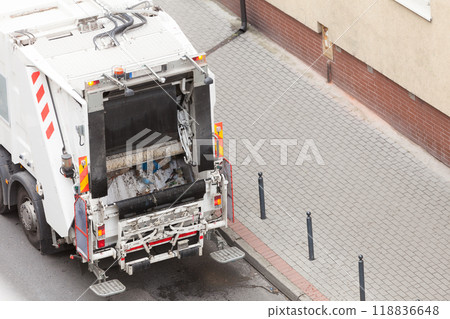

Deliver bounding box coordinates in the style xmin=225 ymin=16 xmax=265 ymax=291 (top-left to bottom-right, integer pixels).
xmin=121 ymin=243 xmax=202 ymax=275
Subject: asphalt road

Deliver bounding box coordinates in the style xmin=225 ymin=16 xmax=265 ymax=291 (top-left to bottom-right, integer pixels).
xmin=0 ymin=212 xmax=287 ymax=301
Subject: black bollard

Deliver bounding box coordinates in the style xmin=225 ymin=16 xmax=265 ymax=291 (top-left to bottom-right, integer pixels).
xmin=359 ymin=255 xmax=366 ymax=301
xmin=258 ymin=172 xmax=266 ymax=220
xmin=306 ymin=212 xmax=314 ymax=260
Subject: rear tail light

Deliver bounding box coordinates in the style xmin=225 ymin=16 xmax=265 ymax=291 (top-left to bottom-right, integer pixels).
xmin=98 ymin=240 xmax=105 ymax=248
xmin=214 ymin=195 xmax=222 ymax=207
xmin=97 ymin=224 xmax=105 ymax=249
xmin=97 ymin=224 xmax=105 ymax=237
xmin=87 ymin=80 xmax=100 ymax=86
xmin=193 ymin=54 xmax=206 ymax=62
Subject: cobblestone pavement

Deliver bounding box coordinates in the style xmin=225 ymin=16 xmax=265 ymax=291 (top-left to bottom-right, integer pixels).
xmin=157 ymin=0 xmax=450 ymax=300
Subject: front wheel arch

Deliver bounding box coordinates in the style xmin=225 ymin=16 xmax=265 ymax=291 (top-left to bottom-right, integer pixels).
xmin=8 ymin=171 xmax=40 ymax=209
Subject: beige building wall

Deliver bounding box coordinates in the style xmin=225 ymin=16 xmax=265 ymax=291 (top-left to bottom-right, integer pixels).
xmin=266 ymin=0 xmax=450 ymax=116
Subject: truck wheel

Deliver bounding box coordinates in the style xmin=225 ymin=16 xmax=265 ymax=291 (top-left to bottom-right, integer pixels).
xmin=0 ymin=181 xmax=8 ymax=214
xmin=17 ymin=187 xmax=40 ymax=249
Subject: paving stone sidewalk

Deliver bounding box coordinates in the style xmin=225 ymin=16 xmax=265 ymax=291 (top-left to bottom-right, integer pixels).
xmin=158 ymin=0 xmax=450 ymax=301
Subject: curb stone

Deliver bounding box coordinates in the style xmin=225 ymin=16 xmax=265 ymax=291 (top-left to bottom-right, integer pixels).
xmin=219 ymin=227 xmax=312 ymax=301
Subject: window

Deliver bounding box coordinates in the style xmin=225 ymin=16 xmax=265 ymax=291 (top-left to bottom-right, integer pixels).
xmin=395 ymin=0 xmax=431 ymax=21
xmin=0 ymin=74 xmax=8 ymax=122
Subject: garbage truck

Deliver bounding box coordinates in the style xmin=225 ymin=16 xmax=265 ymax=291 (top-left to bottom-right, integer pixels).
xmin=0 ymin=0 xmax=243 ymax=296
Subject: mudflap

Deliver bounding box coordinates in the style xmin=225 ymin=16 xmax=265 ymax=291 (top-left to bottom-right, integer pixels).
xmin=179 ymin=247 xmax=200 ymax=258
xmin=74 ymin=196 xmax=89 ymax=260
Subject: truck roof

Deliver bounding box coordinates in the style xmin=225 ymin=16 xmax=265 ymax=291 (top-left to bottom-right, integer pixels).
xmin=1 ymin=0 xmax=197 ymax=92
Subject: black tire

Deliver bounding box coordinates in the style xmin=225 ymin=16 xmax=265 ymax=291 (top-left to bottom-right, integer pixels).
xmin=0 ymin=181 xmax=8 ymax=215
xmin=16 ymin=186 xmax=69 ymax=254
xmin=17 ymin=187 xmax=40 ymax=249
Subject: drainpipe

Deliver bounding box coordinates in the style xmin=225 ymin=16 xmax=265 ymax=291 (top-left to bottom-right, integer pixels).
xmin=207 ymin=0 xmax=248 ymax=54
xmin=239 ymin=0 xmax=247 ymax=33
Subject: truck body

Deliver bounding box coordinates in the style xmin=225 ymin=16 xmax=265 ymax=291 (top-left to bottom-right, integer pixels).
xmin=0 ymin=0 xmax=241 ymax=296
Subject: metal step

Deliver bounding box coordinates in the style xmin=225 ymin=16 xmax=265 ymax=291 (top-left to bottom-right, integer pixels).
xmin=210 ymin=246 xmax=245 ymax=264
xmin=90 ymin=279 xmax=126 ymax=297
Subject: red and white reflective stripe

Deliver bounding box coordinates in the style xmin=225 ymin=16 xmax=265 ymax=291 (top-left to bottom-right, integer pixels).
xmin=29 ymin=70 xmax=55 ymax=140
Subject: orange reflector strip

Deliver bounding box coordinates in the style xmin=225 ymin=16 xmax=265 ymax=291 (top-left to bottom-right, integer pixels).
xmin=79 ymin=156 xmax=89 ymax=193
xmin=214 ymin=122 xmax=224 ymax=158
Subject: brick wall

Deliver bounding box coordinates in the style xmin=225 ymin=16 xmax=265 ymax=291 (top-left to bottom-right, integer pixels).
xmin=218 ymin=0 xmax=450 ymax=167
